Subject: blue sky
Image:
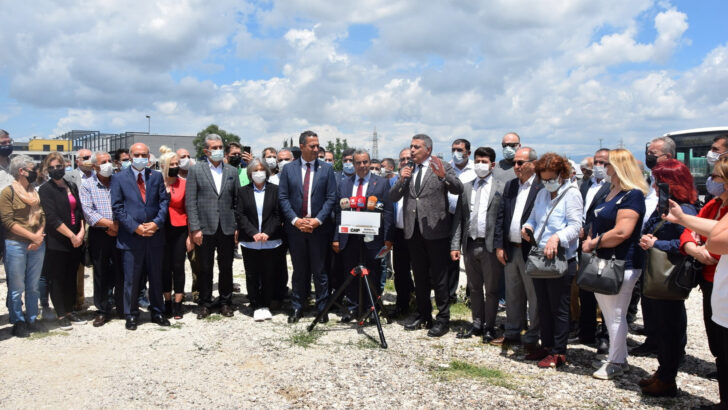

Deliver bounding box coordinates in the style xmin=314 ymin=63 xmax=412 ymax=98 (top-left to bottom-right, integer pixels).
xmin=0 ymin=0 xmax=727 ymax=162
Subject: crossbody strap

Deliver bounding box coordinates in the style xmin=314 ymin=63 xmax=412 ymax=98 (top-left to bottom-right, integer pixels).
xmin=535 ymin=185 xmax=575 ymax=243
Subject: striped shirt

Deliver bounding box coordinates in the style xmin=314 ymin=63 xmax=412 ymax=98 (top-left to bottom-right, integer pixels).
xmin=79 ymin=173 xmax=113 ymax=227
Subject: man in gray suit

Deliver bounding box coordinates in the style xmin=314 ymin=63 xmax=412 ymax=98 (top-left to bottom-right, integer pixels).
xmin=186 ymin=133 xmax=239 ymax=319
xmin=450 ymin=147 xmax=505 ymax=342
xmin=390 ymin=134 xmax=463 ymax=337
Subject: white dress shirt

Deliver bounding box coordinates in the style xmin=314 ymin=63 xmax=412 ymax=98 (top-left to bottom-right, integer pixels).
xmin=509 ymin=174 xmax=536 ymax=243
xmin=469 ymin=175 xmax=492 ymax=239
xmin=448 ymin=160 xmax=476 ymax=214
xmin=524 ymin=183 xmax=584 ymax=260
xmin=395 ymin=197 xmax=405 ymax=229
xmin=209 ymin=160 xmax=223 ymax=193
xmin=300 ymin=159 xmax=316 ymax=217
xmin=411 ymin=158 xmax=430 ymax=190
xmin=642 ymin=184 xmax=658 ymax=230
xmin=583 ymin=176 xmax=607 ymax=221
xmin=350 ymin=172 xmax=371 ymax=197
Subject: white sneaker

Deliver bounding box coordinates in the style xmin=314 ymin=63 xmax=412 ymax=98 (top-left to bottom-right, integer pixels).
xmin=592 ymin=362 xmax=624 ymax=380
xmin=592 ymin=359 xmax=630 ymax=372
xmin=253 ymin=309 xmax=265 ymax=322
xmin=260 ymin=307 xmax=272 ymax=320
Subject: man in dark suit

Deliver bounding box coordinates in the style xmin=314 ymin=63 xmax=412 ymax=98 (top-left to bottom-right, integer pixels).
xmin=278 ymin=130 xmax=337 ymax=323
xmin=389 ymin=148 xmax=415 ymax=318
xmin=451 ymin=147 xmax=505 ymax=342
xmin=332 ymin=149 xmax=394 ymax=320
xmin=578 ymin=147 xmax=612 ymax=351
xmin=111 ymin=143 xmax=170 ymax=330
xmin=491 ymin=147 xmax=542 ymax=351
xmin=390 ymin=134 xmax=464 ymax=337
xmin=186 ymin=133 xmax=239 ymax=319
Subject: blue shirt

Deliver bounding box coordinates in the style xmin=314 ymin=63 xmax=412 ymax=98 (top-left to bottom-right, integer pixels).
xmin=591 ymin=189 xmax=646 ymax=269
xmin=642 ymin=203 xmax=697 ymax=264
xmin=524 ymin=183 xmax=583 ymax=260
xmin=241 ymin=184 xmax=282 ymax=250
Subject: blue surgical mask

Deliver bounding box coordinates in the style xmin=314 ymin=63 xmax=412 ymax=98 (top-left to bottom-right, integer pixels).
xmin=343 ymin=162 xmax=355 ymax=175
xmin=65 ymin=166 xmax=73 ymax=173
xmin=452 ymin=151 xmax=465 ymax=165
xmin=132 ymin=157 xmax=148 ymax=171
xmin=210 ymin=149 xmax=224 ymax=162
xmin=121 ymin=160 xmax=131 ymax=170
xmin=543 ymin=178 xmax=562 ymax=193
xmin=706 ymin=176 xmax=725 ymax=197
xmin=503 ymin=146 xmax=516 ymax=160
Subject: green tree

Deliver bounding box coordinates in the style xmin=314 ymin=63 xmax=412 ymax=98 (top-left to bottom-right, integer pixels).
xmin=193 ymin=124 xmax=241 ymax=158
xmin=324 ymin=137 xmax=349 ymax=171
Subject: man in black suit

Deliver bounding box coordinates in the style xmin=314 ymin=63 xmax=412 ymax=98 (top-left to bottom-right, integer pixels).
xmin=491 ymin=147 xmax=542 ymax=351
xmin=578 ymin=147 xmax=612 ymax=351
xmin=332 ymin=149 xmax=394 ymax=320
xmin=390 ymin=134 xmax=464 ymax=337
xmin=278 ymin=130 xmax=337 ymax=323
xmin=186 ymin=133 xmax=239 ymax=319
xmin=389 ymin=148 xmax=415 ymax=318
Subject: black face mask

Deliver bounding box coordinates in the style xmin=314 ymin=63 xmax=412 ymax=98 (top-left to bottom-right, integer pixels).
xmin=25 ymin=169 xmax=38 ymax=183
xmin=168 ymin=167 xmax=180 ymax=177
xmin=645 ymin=154 xmax=658 ymax=170
xmin=49 ymin=168 xmax=66 ymax=181
xmin=0 ymin=145 xmax=13 ymax=157
xmin=228 ymin=156 xmax=241 ymax=167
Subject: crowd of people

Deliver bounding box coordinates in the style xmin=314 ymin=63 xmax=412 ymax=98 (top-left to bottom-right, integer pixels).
xmin=0 ymin=127 xmax=725 ymax=408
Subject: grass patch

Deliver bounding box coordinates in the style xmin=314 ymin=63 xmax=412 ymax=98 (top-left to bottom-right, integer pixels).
xmin=288 ymin=329 xmax=322 ymax=348
xmin=435 ymin=360 xmax=515 ymax=389
xmin=355 ymin=337 xmax=380 ymax=349
xmin=448 ymin=301 xmax=471 ymax=319
xmin=204 ymin=314 xmax=223 ymax=323
xmin=384 ymin=278 xmax=395 ymax=293
xmin=29 ymin=331 xmax=69 ymax=340
xmin=169 ymin=322 xmax=184 ymax=329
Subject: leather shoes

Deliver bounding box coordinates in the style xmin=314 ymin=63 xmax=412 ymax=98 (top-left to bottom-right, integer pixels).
xmin=288 ymin=309 xmax=303 ymax=324
xmin=490 ymin=336 xmax=519 ymax=346
xmin=455 ymin=326 xmax=482 ymax=339
xmin=125 ymin=317 xmax=138 ymax=331
xmin=427 ymin=322 xmax=449 ymax=337
xmin=482 ymin=328 xmax=497 ymax=343
xmin=638 ymin=372 xmax=658 ymax=387
xmin=220 ymin=304 xmax=234 ymax=317
xmin=152 ymin=314 xmax=170 ymax=326
xmin=630 ymin=342 xmax=658 ymax=357
xmin=641 ymin=377 xmax=677 ymax=397
xmin=404 ymin=315 xmax=433 ymax=331
xmin=92 ymin=314 xmax=107 ymax=327
xmin=196 ymin=306 xmax=211 ymax=320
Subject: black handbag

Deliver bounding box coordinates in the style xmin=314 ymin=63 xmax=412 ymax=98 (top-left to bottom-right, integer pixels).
xmin=577 ymin=234 xmax=625 ymax=295
xmin=672 ymin=256 xmax=702 ymax=291
xmin=525 ymin=186 xmax=574 ymax=279
xmin=642 ymin=220 xmax=693 ymax=301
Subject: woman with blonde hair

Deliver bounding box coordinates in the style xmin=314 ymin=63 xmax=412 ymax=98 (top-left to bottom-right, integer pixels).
xmin=582 ymin=148 xmax=648 ymax=380
xmin=159 ymin=146 xmax=189 ymax=319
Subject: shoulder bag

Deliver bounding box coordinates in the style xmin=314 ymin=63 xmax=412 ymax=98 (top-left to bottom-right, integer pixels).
xmin=525 ymin=186 xmax=574 ymax=279
xmin=643 ymin=220 xmax=693 ymax=300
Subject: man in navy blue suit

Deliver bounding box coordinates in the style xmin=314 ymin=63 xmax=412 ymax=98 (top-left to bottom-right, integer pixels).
xmin=332 ymin=149 xmax=394 ymax=321
xmin=278 ymin=130 xmax=337 ymax=323
xmin=111 ymin=143 xmax=170 ymax=330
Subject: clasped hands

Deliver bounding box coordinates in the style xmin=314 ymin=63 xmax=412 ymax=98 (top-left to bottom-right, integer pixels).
xmin=294 ymin=218 xmax=320 ymax=233
xmin=134 ymin=222 xmax=159 ymax=237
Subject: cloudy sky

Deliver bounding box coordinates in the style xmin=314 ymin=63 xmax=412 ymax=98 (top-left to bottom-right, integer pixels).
xmin=1 ymin=0 xmax=726 ymax=161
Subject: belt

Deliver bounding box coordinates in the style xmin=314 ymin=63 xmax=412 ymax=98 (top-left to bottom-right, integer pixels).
xmin=471 ymin=237 xmax=486 ymax=243
xmin=90 ymin=226 xmax=108 ymax=231
xmin=510 ymin=241 xmax=522 ymax=248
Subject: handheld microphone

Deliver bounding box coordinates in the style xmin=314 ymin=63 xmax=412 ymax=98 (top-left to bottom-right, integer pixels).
xmin=356 ymin=196 xmax=366 ymax=210
xmin=375 ymin=201 xmax=384 ymax=212
xmin=402 ymin=160 xmax=415 ymax=184
xmin=340 ymin=197 xmax=350 ymax=210
xmin=366 ymin=196 xmax=377 ymax=211
xmin=349 ymin=196 xmax=358 ymax=210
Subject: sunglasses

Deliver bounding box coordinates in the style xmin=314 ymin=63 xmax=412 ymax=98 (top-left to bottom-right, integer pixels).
xmin=594 ymin=160 xmax=609 ymax=166
xmin=502 ymin=143 xmax=519 ymax=148
xmin=514 ymin=160 xmax=530 ymax=166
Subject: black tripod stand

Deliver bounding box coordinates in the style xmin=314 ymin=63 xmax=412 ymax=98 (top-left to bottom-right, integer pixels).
xmin=308 ymin=236 xmax=391 ymax=348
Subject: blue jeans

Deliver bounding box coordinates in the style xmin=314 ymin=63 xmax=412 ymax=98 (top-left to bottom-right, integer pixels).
xmin=4 ymin=240 xmax=45 ymax=324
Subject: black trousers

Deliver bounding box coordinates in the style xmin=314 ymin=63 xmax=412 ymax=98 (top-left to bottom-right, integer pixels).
xmin=714 ymin=321 xmax=728 ymax=405
xmin=163 ymin=225 xmax=187 ymax=294
xmin=446 ymin=258 xmax=459 ymax=302
xmin=654 ymin=298 xmax=687 ymax=383
xmin=241 ymin=246 xmax=279 ymax=309
xmin=275 ymin=240 xmax=290 ymax=301
xmin=641 ymin=292 xmax=659 ymax=347
xmin=197 ymin=225 xmax=235 ymax=307
xmin=408 ymin=223 xmax=450 ymax=324
xmin=701 ymin=280 xmax=720 ymax=358
xmin=286 ymin=225 xmax=329 ymax=312
xmin=89 ymin=228 xmax=123 ymax=315
xmin=341 ymin=236 xmax=382 ymax=311
xmin=44 ymin=248 xmax=83 ymax=317
xmin=392 ymin=228 xmax=414 ymax=310
xmin=533 ymin=259 xmax=576 ymax=355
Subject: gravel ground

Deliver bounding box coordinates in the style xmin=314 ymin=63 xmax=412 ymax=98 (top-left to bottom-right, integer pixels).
xmin=0 ymin=256 xmax=721 ymax=409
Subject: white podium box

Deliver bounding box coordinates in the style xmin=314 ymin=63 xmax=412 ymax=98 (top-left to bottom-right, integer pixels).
xmin=339 ymin=210 xmax=381 ymax=235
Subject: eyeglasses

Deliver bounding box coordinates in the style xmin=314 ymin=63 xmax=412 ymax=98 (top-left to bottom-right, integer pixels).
xmin=49 ymin=165 xmax=64 ymax=170
xmin=81 ymin=156 xmax=91 ymax=160
xmin=502 ymin=143 xmax=519 ymax=148
xmin=514 ymin=160 xmax=530 ymax=166
xmin=594 ymin=160 xmax=609 ymax=166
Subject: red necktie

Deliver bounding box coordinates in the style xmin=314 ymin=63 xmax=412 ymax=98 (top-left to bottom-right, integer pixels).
xmin=355 ymin=177 xmax=364 ymax=211
xmin=137 ymin=172 xmax=146 ymax=202
xmin=301 ymin=162 xmax=311 ymax=217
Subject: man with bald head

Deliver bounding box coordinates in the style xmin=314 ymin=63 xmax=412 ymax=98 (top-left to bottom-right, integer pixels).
xmin=111 ymin=143 xmax=170 ymax=330
xmin=493 ymin=132 xmax=521 ymax=183
xmin=176 ymin=148 xmax=193 ymax=179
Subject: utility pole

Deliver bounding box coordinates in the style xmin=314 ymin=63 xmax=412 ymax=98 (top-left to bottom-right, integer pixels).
xmin=146 ymin=115 xmax=151 ymax=134
xmin=372 ymin=127 xmax=379 ymax=159
xmin=599 ymin=138 xmax=603 ymax=148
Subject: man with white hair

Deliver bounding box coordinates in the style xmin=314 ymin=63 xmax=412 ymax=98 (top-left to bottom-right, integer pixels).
xmin=65 ymin=147 xmax=94 ymax=311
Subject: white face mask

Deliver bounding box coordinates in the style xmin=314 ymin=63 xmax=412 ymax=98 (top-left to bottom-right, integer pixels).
xmin=452 ymin=151 xmax=465 ymax=165
xmin=132 ymin=157 xmax=148 ymax=171
xmin=98 ymin=162 xmax=114 ymax=177
xmin=252 ymin=170 xmax=267 ymax=184
xmin=278 ymin=160 xmax=291 ymax=169
xmin=209 ymin=149 xmax=224 ymax=162
xmin=707 ymin=150 xmax=726 ymax=167
xmin=593 ymin=165 xmax=607 ymax=180
xmin=543 ymin=178 xmax=562 ymax=192
xmin=265 ymin=157 xmax=277 ymax=169
xmin=503 ymin=146 xmax=516 ymax=160
xmin=179 ymin=157 xmax=190 ymax=170
xmin=474 ymin=163 xmax=491 ymax=178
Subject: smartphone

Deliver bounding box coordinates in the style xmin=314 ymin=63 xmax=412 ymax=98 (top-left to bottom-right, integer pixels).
xmin=243 ymin=146 xmax=251 ymax=154
xmin=657 ymin=182 xmax=670 ymax=216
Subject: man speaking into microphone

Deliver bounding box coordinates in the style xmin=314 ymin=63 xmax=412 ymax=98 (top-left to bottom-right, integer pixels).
xmin=333 ymin=149 xmax=393 ymax=321
xmin=390 ymin=134 xmax=463 ymax=337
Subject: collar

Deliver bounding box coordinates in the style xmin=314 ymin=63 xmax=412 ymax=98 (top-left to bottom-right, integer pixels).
xmin=253 ymin=183 xmax=266 ymax=193
xmin=416 ymin=158 xmax=431 ymax=169
xmin=355 ymin=172 xmax=371 ymax=184
xmin=591 ymin=176 xmax=605 ymax=186
xmin=132 ymin=167 xmax=145 ymax=180
xmin=450 ymin=159 xmax=472 ymax=171
xmin=209 ymin=160 xmax=223 ymax=170
xmin=475 ymin=174 xmax=492 ymax=186
xmin=519 ymin=173 xmax=536 ymax=188
xmin=93 ymin=173 xmax=110 ymax=189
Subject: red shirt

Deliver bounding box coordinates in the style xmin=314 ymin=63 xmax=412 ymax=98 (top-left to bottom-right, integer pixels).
xmin=680 ymin=197 xmax=728 ymax=282
xmin=168 ymin=178 xmax=187 ymax=227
